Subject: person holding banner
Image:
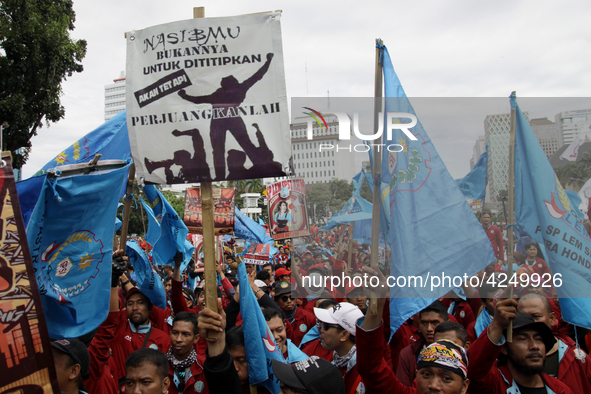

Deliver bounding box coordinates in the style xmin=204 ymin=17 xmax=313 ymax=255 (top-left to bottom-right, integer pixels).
xmin=96 ymin=254 xmax=171 ymax=384
xmin=467 ymin=298 xmax=574 ymax=394
xmin=517 ymin=293 xmax=591 ymax=393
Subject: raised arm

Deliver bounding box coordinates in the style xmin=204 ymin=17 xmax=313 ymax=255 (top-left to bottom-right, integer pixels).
xmin=241 ymin=53 xmax=274 ymax=90
xmin=178 ymin=88 xmax=213 ymax=104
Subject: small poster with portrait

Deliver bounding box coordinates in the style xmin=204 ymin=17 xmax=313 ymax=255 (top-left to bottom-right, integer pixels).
xmin=266 ymin=178 xmax=309 ymax=240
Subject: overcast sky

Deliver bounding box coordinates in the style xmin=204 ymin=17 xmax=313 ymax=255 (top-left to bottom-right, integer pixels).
xmin=20 ymin=0 xmax=591 ymax=179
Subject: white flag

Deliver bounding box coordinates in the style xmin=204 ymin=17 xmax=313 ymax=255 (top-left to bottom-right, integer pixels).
xmin=560 ymin=136 xmax=584 ymax=162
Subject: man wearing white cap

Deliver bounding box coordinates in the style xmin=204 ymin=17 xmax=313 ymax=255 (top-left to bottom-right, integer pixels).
xmin=314 ymin=302 xmax=365 ymax=394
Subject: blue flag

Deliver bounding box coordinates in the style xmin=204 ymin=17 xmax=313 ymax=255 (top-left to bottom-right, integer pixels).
xmin=455 ymin=143 xmax=488 ymax=200
xmin=26 ymin=163 xmax=130 ymax=339
xmin=17 ymin=110 xmax=131 ymax=227
xmin=125 ymin=240 xmax=167 ymax=309
xmin=352 ymin=170 xmax=365 ymax=194
xmin=379 ymin=45 xmax=496 ymax=333
xmin=512 ymin=94 xmax=591 ymax=329
xmin=141 ymin=197 xmax=161 ymax=248
xmin=321 ymin=193 xmax=372 ymax=230
xmin=234 ymin=207 xmax=276 ymax=250
xmin=142 ymin=185 xmax=194 ymax=271
xmin=238 ymin=262 xmax=285 ymax=394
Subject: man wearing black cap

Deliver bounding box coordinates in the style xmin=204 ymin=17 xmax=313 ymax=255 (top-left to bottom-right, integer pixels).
xmin=274 ymin=281 xmax=315 ymax=347
xmin=518 ymin=293 xmax=591 ymax=393
xmin=271 ymin=356 xmax=345 ymax=394
xmin=468 ymin=297 xmax=574 ymax=393
xmin=51 ymin=338 xmax=90 ymax=394
xmin=96 ymin=257 xmax=171 ymax=385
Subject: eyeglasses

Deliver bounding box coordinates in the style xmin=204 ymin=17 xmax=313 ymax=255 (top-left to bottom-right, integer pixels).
xmin=317 ymin=321 xmax=342 ymax=331
xmin=280 ymin=295 xmax=294 ymax=303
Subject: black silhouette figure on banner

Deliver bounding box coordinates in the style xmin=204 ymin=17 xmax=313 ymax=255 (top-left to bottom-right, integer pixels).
xmin=145 ymin=128 xmax=211 ymax=183
xmin=144 ymin=150 xmax=192 ymax=184
xmin=177 ymin=52 xmax=282 ymax=180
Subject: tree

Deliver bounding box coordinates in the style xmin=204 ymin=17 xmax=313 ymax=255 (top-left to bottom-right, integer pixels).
xmin=0 ymin=0 xmax=87 ymax=168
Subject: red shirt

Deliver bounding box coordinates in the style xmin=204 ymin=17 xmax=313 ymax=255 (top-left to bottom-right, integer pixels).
xmin=107 ymin=310 xmax=171 ymax=382
xmin=168 ymin=355 xmax=208 ymax=394
xmin=357 ymin=322 xmax=419 ymax=394
xmin=485 ymin=225 xmax=504 ymax=260
xmin=285 ymin=307 xmax=316 ymax=347
xmin=468 ymin=327 xmax=574 ymax=394
xmin=301 ymin=338 xmax=334 ymax=362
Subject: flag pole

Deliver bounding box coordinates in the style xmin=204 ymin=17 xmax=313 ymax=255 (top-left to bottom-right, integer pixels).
xmin=347 ymin=222 xmax=355 ymax=269
xmin=369 ymin=39 xmax=384 ymax=316
xmin=481 ymin=147 xmax=488 ymax=216
xmin=507 ymin=91 xmax=517 ymax=342
xmin=119 ymin=163 xmax=136 ymax=251
xmin=192 ymin=5 xmax=220 ymax=335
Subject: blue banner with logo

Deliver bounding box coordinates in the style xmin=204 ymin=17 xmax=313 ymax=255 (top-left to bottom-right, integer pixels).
xmin=238 ymin=262 xmax=285 ymax=393
xmin=126 ymin=240 xmax=167 ymax=309
xmin=26 ymin=163 xmax=130 ymax=339
xmin=142 ymin=185 xmax=194 ymax=271
xmin=455 ymin=143 xmax=488 ymax=200
xmin=17 ymin=110 xmax=131 ymax=227
xmin=513 ymin=94 xmax=591 ymax=329
xmin=379 ymin=45 xmax=496 ymax=333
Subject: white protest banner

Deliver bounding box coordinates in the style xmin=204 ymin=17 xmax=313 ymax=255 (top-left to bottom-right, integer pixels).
xmin=126 ymin=12 xmax=291 ymax=183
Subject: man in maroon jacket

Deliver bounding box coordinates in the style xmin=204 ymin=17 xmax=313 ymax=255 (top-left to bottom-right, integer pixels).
xmin=468 ymin=297 xmax=574 ymax=393
xmin=481 ymin=212 xmax=504 ymax=260
xmin=396 ymin=301 xmax=449 ymax=387
xmin=314 ymin=302 xmax=365 ymax=394
xmin=518 ymin=293 xmax=591 ymax=393
xmin=274 ymin=281 xmax=315 ymax=347
xmin=167 ymin=312 xmax=208 ymax=394
xmin=356 ymin=297 xmax=470 ymax=394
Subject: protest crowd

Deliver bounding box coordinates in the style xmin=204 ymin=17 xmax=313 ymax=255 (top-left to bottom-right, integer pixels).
xmin=42 ymin=214 xmax=591 ymax=394
xmin=2 ymin=11 xmax=590 ymax=394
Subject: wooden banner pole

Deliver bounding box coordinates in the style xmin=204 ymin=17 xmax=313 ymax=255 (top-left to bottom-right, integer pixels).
xmin=119 ymin=163 xmax=136 ymax=252
xmin=368 ymin=39 xmax=384 ymax=316
xmin=191 ymin=6 xmax=219 ymax=334
xmin=507 ymin=91 xmax=517 ymax=342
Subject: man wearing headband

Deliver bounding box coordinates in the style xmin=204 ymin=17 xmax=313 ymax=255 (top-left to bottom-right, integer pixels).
xmin=468 ymin=297 xmax=573 ymax=393
xmin=355 ymin=297 xmax=470 ymax=394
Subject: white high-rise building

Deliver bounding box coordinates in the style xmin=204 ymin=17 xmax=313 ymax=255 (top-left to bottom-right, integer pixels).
xmin=104 ymin=72 xmax=126 ymax=121
xmin=555 ymin=109 xmax=591 ymax=147
xmin=470 ymin=136 xmax=486 ymax=170
xmin=290 ymin=113 xmax=356 ymax=185
xmin=530 ymin=118 xmax=559 ymax=159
